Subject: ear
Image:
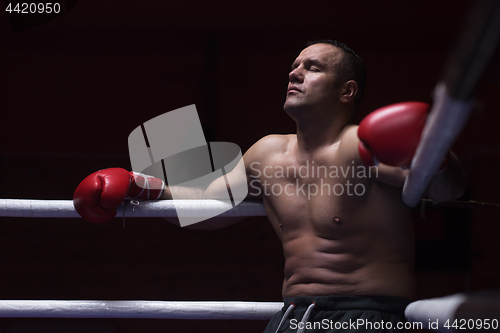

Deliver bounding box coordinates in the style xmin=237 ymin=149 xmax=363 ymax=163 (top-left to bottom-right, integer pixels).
xmin=340 ymin=80 xmax=358 ymax=104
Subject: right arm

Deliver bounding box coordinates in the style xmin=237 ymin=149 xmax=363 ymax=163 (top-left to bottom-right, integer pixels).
xmin=159 ymin=185 xmax=203 ymax=199
xmin=73 ymin=137 xmax=272 ymax=227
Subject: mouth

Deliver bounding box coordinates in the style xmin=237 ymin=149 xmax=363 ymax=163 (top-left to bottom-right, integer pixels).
xmin=288 ymin=86 xmax=301 ymax=93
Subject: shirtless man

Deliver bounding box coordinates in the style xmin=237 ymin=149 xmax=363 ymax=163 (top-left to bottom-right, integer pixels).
xmin=74 ymin=40 xmax=466 ymax=332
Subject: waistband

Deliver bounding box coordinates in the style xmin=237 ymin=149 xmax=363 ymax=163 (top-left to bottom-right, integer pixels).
xmin=283 ymin=295 xmax=411 ymax=314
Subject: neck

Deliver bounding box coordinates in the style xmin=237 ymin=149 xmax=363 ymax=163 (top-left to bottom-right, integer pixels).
xmin=293 ymin=107 xmax=353 ymax=152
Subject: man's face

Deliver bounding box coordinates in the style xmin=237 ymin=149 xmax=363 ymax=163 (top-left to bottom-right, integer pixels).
xmin=284 ymin=43 xmax=343 ymax=114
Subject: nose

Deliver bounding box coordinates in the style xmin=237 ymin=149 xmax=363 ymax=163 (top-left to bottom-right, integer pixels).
xmin=289 ymin=66 xmax=304 ymax=83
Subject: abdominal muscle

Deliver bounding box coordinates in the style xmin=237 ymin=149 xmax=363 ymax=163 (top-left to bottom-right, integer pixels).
xmin=264 ymin=180 xmax=417 ymax=300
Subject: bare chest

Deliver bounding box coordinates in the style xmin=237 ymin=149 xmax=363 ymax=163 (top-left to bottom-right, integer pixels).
xmin=252 ymin=153 xmax=375 ymax=237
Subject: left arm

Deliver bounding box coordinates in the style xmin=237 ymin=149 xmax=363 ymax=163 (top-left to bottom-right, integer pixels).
xmin=371 ymin=152 xmax=466 ymax=202
xmin=355 ymin=101 xmax=467 ymax=202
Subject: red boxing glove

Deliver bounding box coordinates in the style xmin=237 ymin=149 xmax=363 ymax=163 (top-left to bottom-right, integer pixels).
xmin=357 ymin=102 xmax=430 ymax=167
xmin=73 ymin=168 xmax=165 ymax=223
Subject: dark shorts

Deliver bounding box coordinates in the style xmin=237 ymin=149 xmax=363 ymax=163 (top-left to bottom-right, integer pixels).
xmin=263 ymin=295 xmax=411 ymax=333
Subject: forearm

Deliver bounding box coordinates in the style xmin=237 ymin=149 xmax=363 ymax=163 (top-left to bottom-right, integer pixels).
xmin=159 ymin=185 xmax=204 ymax=199
xmin=159 ymin=168 xmax=233 ymax=200
xmin=425 ymin=152 xmax=466 ymax=202
xmin=160 ymin=184 xmax=250 ymax=230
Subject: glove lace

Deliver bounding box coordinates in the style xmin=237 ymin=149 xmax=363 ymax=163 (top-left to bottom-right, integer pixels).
xmin=122 ymin=200 xmax=140 ymax=228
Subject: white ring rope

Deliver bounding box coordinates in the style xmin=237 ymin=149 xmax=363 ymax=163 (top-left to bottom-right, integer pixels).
xmin=405 ymin=293 xmax=468 ymax=332
xmin=0 ymin=292 xmax=495 ymax=330
xmin=0 ymin=199 xmax=267 ymax=218
xmin=0 ymin=300 xmax=283 ymax=319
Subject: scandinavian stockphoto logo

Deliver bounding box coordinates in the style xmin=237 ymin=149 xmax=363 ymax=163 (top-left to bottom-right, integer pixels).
xmin=127 ymin=105 xmax=247 ymax=227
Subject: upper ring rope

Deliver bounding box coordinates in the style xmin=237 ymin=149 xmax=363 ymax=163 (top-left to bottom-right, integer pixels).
xmin=0 ymin=199 xmax=266 ymax=218
xmin=0 ymin=198 xmax=497 ymax=219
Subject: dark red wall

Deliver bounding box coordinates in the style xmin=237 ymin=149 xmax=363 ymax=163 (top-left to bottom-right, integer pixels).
xmin=0 ymin=1 xmax=499 ymax=332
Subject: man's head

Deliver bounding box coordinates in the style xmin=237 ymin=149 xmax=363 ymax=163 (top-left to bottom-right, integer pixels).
xmin=308 ymin=40 xmax=366 ymax=109
xmin=284 ymin=40 xmax=366 ymax=118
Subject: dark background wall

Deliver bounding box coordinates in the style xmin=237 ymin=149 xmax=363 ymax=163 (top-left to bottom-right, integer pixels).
xmin=0 ymin=1 xmax=499 ymax=332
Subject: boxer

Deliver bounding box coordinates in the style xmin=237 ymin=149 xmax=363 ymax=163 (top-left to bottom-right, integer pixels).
xmin=74 ymin=40 xmax=466 ymax=332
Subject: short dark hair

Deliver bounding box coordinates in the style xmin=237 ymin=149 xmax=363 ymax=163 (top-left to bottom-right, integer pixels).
xmin=305 ymin=39 xmax=366 ymax=109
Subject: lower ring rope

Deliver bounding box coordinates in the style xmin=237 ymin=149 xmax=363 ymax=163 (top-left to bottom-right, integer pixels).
xmin=405 ymin=294 xmax=468 ymax=331
xmin=0 ymin=293 xmax=496 ymax=327
xmin=0 ymin=300 xmax=283 ymax=319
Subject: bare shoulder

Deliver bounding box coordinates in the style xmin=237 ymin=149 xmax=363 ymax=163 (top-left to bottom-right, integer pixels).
xmin=243 ymin=134 xmax=293 ymax=177
xmin=245 ymin=134 xmax=293 ymax=160
xmin=255 ymin=134 xmax=293 ymax=150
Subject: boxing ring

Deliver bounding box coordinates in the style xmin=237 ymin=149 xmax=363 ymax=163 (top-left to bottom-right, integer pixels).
xmin=0 ymin=1 xmax=499 ymax=332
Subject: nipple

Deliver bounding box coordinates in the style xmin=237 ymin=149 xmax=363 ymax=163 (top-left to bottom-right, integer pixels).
xmin=279 ymin=224 xmax=283 ymax=228
xmin=333 ymin=216 xmax=343 ymax=225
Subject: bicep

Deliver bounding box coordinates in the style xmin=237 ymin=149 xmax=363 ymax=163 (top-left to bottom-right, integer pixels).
xmin=204 ymin=146 xmax=262 ymax=200
xmin=193 ymin=150 xmax=262 ymax=230
xmin=204 ymin=134 xmax=281 ymax=200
